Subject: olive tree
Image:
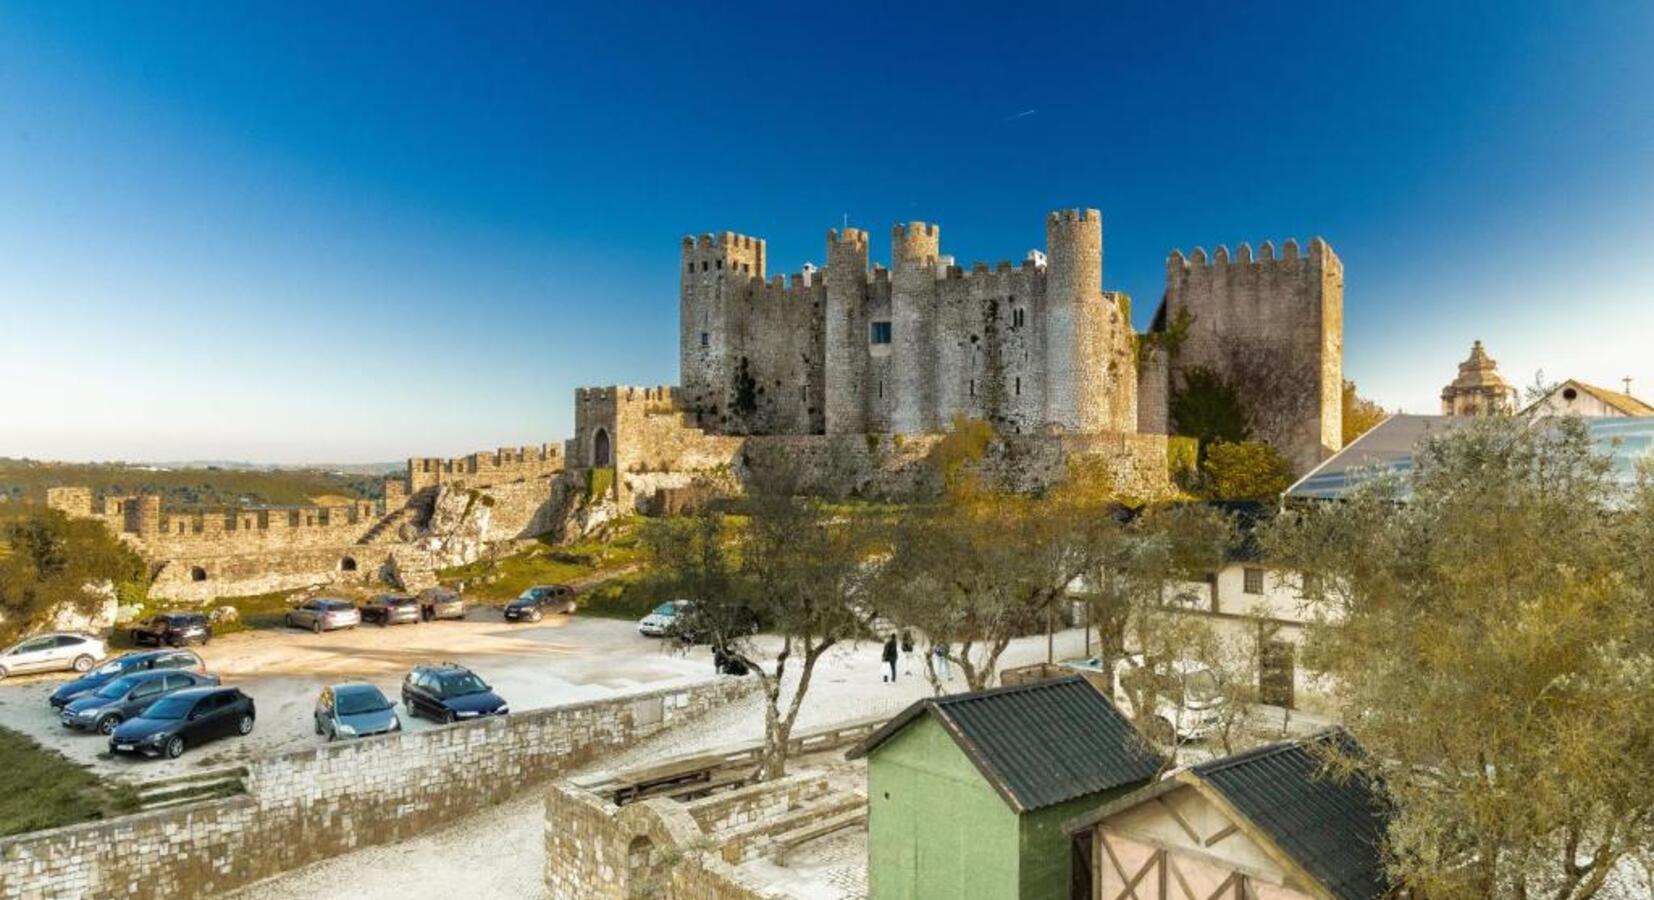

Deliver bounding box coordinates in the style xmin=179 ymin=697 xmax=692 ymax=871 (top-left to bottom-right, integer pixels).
xmin=1266 ymin=416 xmax=1654 ymax=899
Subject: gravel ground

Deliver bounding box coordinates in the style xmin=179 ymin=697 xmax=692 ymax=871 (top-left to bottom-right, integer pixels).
xmin=0 ymin=614 xmax=712 ymax=781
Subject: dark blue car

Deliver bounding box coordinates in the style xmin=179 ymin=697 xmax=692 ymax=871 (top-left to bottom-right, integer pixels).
xmin=400 ymin=664 xmax=508 ymax=724
xmin=49 ymin=648 xmax=206 ymax=709
xmin=61 ymin=669 xmax=219 ymax=734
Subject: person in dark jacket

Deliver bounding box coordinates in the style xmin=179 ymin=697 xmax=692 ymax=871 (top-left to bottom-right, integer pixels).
xmin=882 ymin=634 xmax=898 ymax=683
xmin=899 ymin=629 xmax=915 ymax=675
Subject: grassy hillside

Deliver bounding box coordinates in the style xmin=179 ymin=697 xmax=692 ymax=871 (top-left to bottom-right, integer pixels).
xmin=0 ymin=727 xmax=138 ymax=836
xmin=0 ymin=459 xmax=388 ymax=509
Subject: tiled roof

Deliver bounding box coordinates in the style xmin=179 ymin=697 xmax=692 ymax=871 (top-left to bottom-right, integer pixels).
xmin=1569 ymin=381 xmax=1654 ymax=416
xmin=848 ymin=676 xmax=1164 ymax=814
xmin=1193 ymin=732 xmax=1389 ymax=900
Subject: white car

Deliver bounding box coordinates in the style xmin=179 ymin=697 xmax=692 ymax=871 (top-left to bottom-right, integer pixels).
xmin=0 ymin=632 xmax=107 ymax=679
xmin=1063 ymin=654 xmax=1229 ymax=745
xmin=638 ymin=600 xmax=689 ymax=637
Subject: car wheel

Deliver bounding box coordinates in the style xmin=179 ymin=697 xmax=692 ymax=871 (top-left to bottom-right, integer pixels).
xmin=71 ymin=655 xmax=94 ymax=673
xmin=97 ymin=715 xmax=121 ymax=736
xmin=236 ymin=714 xmax=254 ymax=736
xmin=165 ymin=736 xmax=185 ymax=759
xmin=284 ymin=615 xmax=294 ymax=629
xmin=442 ymin=710 xmax=456 ymax=725
xmin=530 ymin=611 xmax=543 ymax=623
xmin=312 ymin=620 xmax=323 ymax=634
xmin=0 ymin=666 xmax=8 ymax=681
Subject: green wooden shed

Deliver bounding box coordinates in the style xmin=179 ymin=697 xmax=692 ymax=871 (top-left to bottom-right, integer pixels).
xmin=847 ymin=676 xmax=1165 ymax=900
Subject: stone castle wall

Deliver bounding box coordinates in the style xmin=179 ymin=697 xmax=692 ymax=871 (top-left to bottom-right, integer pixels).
xmin=406 ymin=443 xmax=563 ymax=492
xmin=682 ymin=210 xmax=1137 ymax=439
xmin=1160 ymin=239 xmax=1344 ymax=475
xmin=0 ymin=678 xmax=756 ymax=900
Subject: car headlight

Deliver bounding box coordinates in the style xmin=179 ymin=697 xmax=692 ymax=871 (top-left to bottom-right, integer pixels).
xmin=335 ymin=723 xmax=357 ymax=736
xmin=496 ymin=705 xmax=509 ymax=715
xmin=142 ymin=732 xmax=167 ymax=744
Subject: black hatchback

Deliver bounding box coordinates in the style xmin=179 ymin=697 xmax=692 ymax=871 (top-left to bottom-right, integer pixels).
xmin=401 ymin=664 xmax=508 ymax=723
xmin=130 ymin=612 xmax=213 ymax=647
xmin=504 ymin=584 xmax=577 ymax=622
xmin=109 ymin=686 xmax=255 ymax=759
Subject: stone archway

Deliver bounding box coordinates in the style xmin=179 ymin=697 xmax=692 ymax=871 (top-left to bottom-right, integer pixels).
xmin=625 ymin=835 xmax=663 ymax=898
xmin=340 ymin=556 xmax=358 ymax=573
xmin=593 ymin=427 xmax=612 ymax=467
xmin=189 ymin=566 xmax=208 ymax=582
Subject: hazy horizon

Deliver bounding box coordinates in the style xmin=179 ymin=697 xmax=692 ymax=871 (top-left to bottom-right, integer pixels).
xmin=5 ymin=3 xmax=1653 ymax=463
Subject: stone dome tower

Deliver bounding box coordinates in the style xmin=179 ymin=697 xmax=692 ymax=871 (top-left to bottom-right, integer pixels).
xmin=1441 ymin=340 xmax=1519 ymax=416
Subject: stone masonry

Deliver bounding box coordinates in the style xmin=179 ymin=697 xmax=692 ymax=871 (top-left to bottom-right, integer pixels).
xmin=0 ymin=678 xmax=757 ymax=900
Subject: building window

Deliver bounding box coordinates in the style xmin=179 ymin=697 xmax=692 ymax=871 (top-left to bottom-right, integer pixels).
xmin=968 ymin=379 xmax=975 ymax=397
xmin=1013 ymin=308 xmax=1025 ymax=328
xmin=878 ymin=380 xmax=884 ymax=399
xmin=1014 ymin=377 xmax=1021 ymax=396
xmin=700 ymin=332 xmax=709 ymax=348
xmin=1244 ymin=567 xmax=1265 ymax=595
xmin=687 ymin=262 xmax=694 ymax=274
xmin=701 ymin=260 xmax=708 ymax=272
xmin=716 ymin=259 xmax=723 ymax=269
xmin=870 ymin=321 xmax=892 ymax=345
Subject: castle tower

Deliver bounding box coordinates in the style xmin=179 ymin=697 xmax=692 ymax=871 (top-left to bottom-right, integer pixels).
xmin=824 ymin=228 xmax=870 ymax=434
xmin=680 ymin=232 xmax=765 ymax=423
xmin=1160 ymin=236 xmax=1344 ymax=475
xmin=1042 ymin=209 xmax=1109 ymax=431
xmin=1441 ymin=340 xmax=1518 ymax=416
xmin=890 ymin=222 xmax=940 ymax=432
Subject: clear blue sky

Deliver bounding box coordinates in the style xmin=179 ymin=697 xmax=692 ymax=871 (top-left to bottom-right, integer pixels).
xmin=4 ymin=2 xmax=1652 ymax=463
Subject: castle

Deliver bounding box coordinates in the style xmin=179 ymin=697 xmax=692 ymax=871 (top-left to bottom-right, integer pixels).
xmin=671 ymin=208 xmax=1342 ymax=473
xmin=49 ymin=205 xmax=1344 ymax=602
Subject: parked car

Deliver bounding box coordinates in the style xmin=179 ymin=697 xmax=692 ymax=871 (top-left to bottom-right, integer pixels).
xmin=314 ymin=682 xmax=401 ymax=741
xmin=129 ymin=611 xmax=213 ymax=647
xmin=61 ymin=669 xmax=220 ymax=735
xmin=361 ymin=594 xmax=421 ymax=627
xmin=285 ymin=598 xmax=361 ymax=633
xmin=1063 ymin=655 xmax=1229 ymax=744
xmin=50 ymin=649 xmax=206 ymax=709
xmin=0 ymin=633 xmax=106 ymax=680
xmin=638 ymin=600 xmax=688 ymax=637
xmin=108 ymin=686 xmax=256 ymax=759
xmin=504 ymin=584 xmax=576 ymax=622
xmin=400 ymin=664 xmax=508 ymax=723
xmin=416 ymin=587 xmax=466 ymax=622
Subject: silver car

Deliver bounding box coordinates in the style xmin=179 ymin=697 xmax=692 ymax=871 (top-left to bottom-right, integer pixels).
xmin=0 ymin=633 xmax=107 ymax=679
xmin=314 ymin=682 xmax=401 ymax=741
xmin=284 ymin=598 xmax=361 ymax=633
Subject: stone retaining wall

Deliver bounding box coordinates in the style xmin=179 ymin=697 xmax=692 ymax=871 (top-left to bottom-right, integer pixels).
xmin=0 ymin=677 xmax=756 ymax=900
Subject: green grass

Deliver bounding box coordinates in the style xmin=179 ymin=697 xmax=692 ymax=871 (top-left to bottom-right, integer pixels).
xmin=436 ymin=518 xmax=649 ymax=603
xmin=111 ymin=589 xmax=324 ymax=647
xmin=0 ymin=726 xmax=138 ymax=836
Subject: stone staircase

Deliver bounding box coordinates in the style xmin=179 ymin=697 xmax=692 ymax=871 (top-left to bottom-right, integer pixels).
xmin=132 ymin=766 xmax=247 ymax=812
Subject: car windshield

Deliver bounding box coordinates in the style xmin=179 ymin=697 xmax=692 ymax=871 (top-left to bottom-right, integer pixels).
xmin=335 ymin=688 xmax=390 ymax=715
xmin=651 ymin=602 xmax=680 ymax=616
xmin=92 ymin=658 xmax=132 ymax=676
xmin=1184 ymin=669 xmax=1223 ymax=703
xmin=95 ymin=676 xmax=144 ymax=699
xmin=144 ymin=694 xmax=195 ymax=720
xmin=436 ymin=672 xmax=488 ymax=697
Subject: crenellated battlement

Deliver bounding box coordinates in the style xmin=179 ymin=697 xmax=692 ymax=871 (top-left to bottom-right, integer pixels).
xmin=1047 ymin=208 xmax=1101 ymax=227
xmin=892 ymin=222 xmax=939 ymax=240
xmin=1167 ymin=236 xmax=1339 ymax=274
xmin=828 ymin=227 xmax=868 ymax=248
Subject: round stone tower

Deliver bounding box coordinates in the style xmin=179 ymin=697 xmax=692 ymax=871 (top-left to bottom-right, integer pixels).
xmin=824 ymin=227 xmax=870 ymax=434
xmin=891 ymin=222 xmax=940 ymax=432
xmin=1043 ymin=209 xmax=1109 ymax=432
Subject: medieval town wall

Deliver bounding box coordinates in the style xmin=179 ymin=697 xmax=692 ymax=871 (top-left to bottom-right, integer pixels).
xmin=1162 ymin=239 xmax=1344 ymax=474
xmin=0 ymin=678 xmax=757 ymax=900
xmin=406 ymin=443 xmax=563 ymax=492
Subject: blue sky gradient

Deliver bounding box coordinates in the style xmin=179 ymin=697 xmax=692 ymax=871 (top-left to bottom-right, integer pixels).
xmin=3 ymin=2 xmax=1652 ymax=462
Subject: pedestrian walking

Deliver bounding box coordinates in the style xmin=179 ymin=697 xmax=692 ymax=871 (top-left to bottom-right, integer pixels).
xmin=882 ymin=634 xmax=898 ymax=683
xmin=899 ymin=629 xmax=914 ymax=675
xmin=933 ymin=641 xmax=951 ymax=680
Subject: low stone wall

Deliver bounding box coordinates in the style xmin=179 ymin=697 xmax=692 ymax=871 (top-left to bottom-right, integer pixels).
xmin=149 ymin=545 xmax=394 ymax=602
xmin=0 ymin=677 xmax=757 ymax=900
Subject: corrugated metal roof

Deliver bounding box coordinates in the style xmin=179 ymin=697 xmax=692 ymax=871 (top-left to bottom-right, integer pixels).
xmin=848 ymin=676 xmax=1164 ymax=814
xmin=1194 ymin=733 xmax=1389 ymax=900
xmin=1287 ymin=414 xmax=1654 ymax=502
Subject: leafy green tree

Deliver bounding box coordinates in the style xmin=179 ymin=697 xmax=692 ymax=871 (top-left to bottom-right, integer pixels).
xmin=0 ymin=509 xmax=147 ymax=643
xmin=1341 ymin=380 xmax=1388 ymax=445
xmin=1266 ymin=416 xmax=1654 ymax=899
xmin=1202 ymin=440 xmax=1296 ymax=500
xmin=1170 ymin=366 xmax=1249 ymax=454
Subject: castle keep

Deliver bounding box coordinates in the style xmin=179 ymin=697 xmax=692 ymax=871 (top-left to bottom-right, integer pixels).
xmin=680 ymin=210 xmax=1136 ymax=438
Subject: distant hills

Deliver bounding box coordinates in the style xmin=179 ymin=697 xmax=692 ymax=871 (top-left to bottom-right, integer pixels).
xmin=0 ymin=458 xmax=398 ymax=509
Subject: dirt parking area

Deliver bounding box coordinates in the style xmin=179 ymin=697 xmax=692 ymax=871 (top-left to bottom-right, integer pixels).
xmin=0 ymin=612 xmax=716 ymax=782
